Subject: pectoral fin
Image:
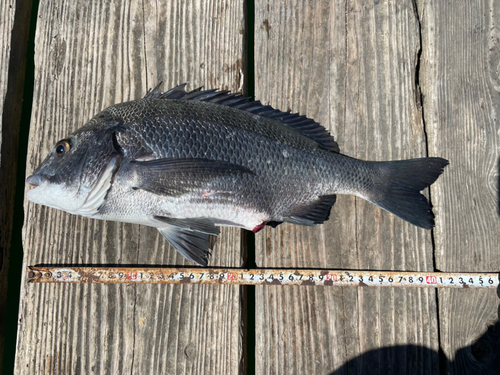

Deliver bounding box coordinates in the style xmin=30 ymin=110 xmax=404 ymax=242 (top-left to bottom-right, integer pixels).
xmin=155 ymin=217 xmax=219 ymax=266
xmin=131 ymin=158 xmax=254 ymax=196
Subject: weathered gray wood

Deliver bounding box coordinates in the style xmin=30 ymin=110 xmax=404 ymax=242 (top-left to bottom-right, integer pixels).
xmin=0 ymin=2 xmax=14 ymax=120
xmin=254 ymin=1 xmax=439 ymax=373
xmin=16 ymin=1 xmax=245 ymax=374
xmin=0 ymin=4 xmax=16 ymax=374
xmin=419 ymin=0 xmax=500 ymax=373
xmin=1 ymin=0 xmax=32 ymax=373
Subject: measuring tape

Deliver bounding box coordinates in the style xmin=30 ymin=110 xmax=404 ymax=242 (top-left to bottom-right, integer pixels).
xmin=27 ymin=266 xmax=499 ymax=288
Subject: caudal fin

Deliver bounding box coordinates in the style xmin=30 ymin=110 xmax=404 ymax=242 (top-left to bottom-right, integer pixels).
xmin=367 ymin=158 xmax=449 ymax=229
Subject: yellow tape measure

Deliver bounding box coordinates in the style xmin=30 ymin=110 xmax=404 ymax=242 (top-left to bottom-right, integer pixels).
xmin=27 ymin=266 xmax=499 ymax=288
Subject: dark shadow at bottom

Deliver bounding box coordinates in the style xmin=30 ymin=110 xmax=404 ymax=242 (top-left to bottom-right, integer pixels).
xmin=331 ymin=312 xmax=500 ymax=375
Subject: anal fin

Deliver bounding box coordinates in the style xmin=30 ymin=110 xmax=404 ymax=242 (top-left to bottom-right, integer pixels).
xmin=285 ymin=195 xmax=337 ymax=226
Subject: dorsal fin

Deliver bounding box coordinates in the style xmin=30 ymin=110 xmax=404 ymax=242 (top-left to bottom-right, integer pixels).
xmin=144 ymin=82 xmax=340 ymax=153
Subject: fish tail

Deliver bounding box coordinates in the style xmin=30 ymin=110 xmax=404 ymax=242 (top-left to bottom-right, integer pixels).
xmin=365 ymin=157 xmax=449 ymax=229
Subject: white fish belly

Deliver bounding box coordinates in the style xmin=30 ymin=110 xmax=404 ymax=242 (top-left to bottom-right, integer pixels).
xmin=96 ymin=189 xmax=269 ymax=232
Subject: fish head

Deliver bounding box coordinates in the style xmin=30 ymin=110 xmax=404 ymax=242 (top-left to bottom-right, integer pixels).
xmin=26 ymin=116 xmax=122 ymax=216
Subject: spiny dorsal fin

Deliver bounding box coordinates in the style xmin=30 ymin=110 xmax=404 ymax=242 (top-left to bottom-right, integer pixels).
xmin=144 ymin=82 xmax=340 ymax=153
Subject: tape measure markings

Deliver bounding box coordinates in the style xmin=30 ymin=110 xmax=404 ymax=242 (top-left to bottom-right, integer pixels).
xmin=27 ymin=267 xmax=499 ymax=288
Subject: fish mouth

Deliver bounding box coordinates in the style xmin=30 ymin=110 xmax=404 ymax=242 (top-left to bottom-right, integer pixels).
xmin=26 ymin=173 xmax=51 ymax=187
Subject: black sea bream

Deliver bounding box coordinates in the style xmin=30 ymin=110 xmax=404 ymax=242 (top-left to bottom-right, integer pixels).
xmin=26 ymin=84 xmax=448 ymax=265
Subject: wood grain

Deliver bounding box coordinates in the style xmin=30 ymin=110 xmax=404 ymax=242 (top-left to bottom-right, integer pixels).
xmin=419 ymin=0 xmax=500 ymax=373
xmin=0 ymin=0 xmax=14 ymax=120
xmin=254 ymin=1 xmax=439 ymax=373
xmin=0 ymin=0 xmax=32 ymax=372
xmin=0 ymin=4 xmax=15 ymax=373
xmin=0 ymin=2 xmax=16 ymax=372
xmin=16 ymin=1 xmax=245 ymax=374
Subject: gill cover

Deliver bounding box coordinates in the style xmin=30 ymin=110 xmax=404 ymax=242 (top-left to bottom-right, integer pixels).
xmin=26 ymin=128 xmax=123 ymax=216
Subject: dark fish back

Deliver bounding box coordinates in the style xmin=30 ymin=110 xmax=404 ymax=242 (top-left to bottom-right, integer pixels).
xmin=106 ymin=98 xmax=342 ymax=219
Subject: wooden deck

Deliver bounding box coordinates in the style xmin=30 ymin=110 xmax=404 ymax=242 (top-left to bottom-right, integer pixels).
xmin=4 ymin=0 xmax=499 ymax=374
xmin=0 ymin=2 xmax=16 ymax=373
xmin=1 ymin=0 xmax=32 ymax=373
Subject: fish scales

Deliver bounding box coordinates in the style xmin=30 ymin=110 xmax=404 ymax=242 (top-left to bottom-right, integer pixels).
xmin=101 ymin=100 xmax=363 ymax=218
xmin=26 ymin=84 xmax=448 ymax=265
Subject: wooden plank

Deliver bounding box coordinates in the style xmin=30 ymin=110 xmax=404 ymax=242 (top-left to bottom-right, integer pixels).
xmin=16 ymin=1 xmax=245 ymax=374
xmin=0 ymin=3 xmax=16 ymax=373
xmin=0 ymin=0 xmax=32 ymax=373
xmin=419 ymin=0 xmax=500 ymax=373
xmin=254 ymin=1 xmax=439 ymax=373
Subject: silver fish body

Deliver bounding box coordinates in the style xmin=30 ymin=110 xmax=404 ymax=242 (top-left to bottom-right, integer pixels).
xmin=27 ymin=84 xmax=448 ymax=265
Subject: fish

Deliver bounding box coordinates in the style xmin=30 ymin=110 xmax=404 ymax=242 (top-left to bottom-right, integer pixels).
xmin=26 ymin=83 xmax=449 ymax=266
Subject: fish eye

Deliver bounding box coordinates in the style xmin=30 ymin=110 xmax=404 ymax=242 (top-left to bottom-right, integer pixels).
xmin=54 ymin=140 xmax=71 ymax=156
